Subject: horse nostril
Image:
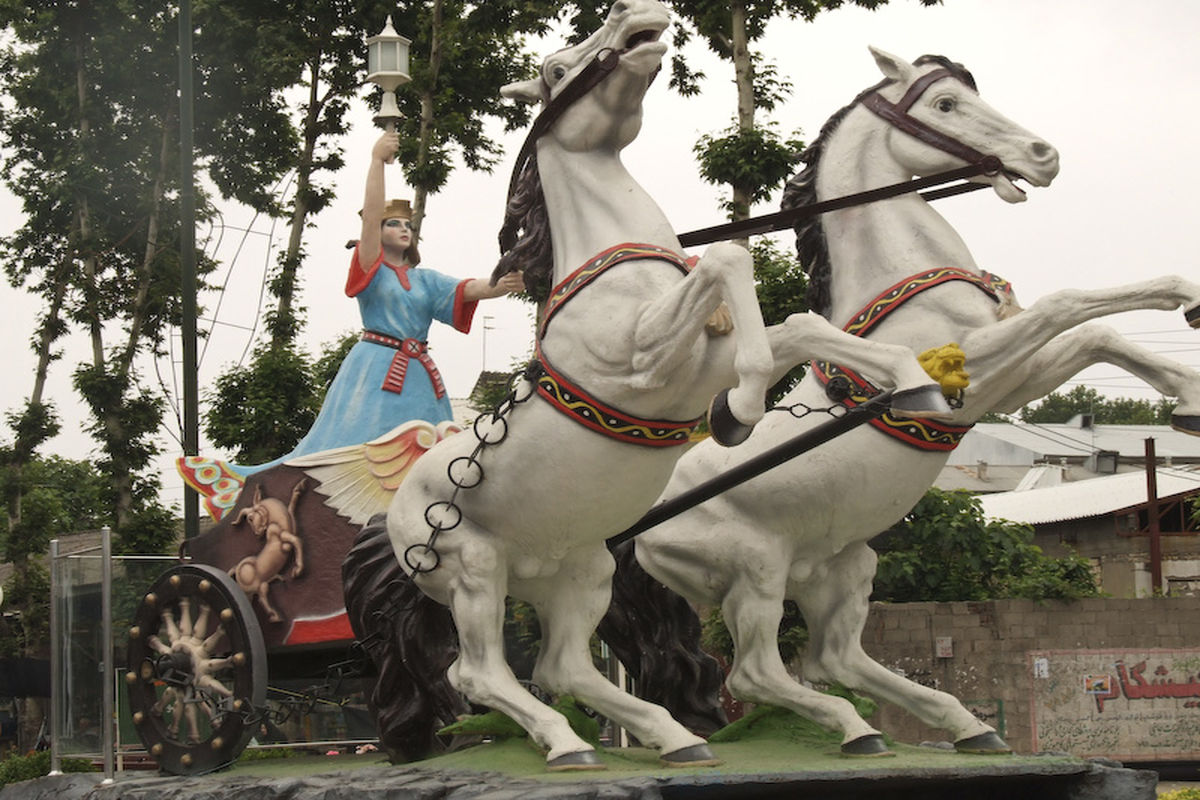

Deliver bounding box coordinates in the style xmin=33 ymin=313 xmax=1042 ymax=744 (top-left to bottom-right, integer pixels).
xmin=1030 ymin=141 xmax=1056 ymax=162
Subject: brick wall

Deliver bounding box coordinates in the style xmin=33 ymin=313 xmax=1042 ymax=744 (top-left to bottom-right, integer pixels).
xmin=855 ymin=597 xmax=1200 ymax=756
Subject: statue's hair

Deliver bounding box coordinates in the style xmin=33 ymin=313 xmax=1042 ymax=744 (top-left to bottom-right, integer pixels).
xmin=493 ymin=158 xmax=553 ymax=303
xmin=781 ymin=55 xmax=977 ymax=318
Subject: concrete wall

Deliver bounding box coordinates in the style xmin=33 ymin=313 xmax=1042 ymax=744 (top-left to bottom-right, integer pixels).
xmin=856 ymin=597 xmax=1200 ymax=759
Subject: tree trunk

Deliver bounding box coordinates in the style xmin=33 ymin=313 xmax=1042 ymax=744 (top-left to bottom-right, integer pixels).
xmin=730 ymin=0 xmax=754 ymax=224
xmin=270 ymin=55 xmax=325 ymax=349
xmin=411 ymin=0 xmax=444 ymax=240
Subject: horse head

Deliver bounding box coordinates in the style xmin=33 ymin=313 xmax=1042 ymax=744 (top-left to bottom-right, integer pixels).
xmin=866 ymin=47 xmax=1060 ymax=202
xmin=501 ymin=0 xmax=669 ymax=152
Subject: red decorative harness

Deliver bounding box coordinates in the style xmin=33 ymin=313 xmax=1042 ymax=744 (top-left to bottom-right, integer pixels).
xmin=534 ymin=243 xmax=706 ymax=447
xmin=362 ymin=330 xmax=447 ymax=399
xmin=814 ymin=267 xmax=1012 ymax=452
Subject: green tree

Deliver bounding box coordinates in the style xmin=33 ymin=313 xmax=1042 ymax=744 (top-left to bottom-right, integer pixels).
xmin=872 ymin=488 xmax=1099 ymax=602
xmin=752 ymin=239 xmax=809 ymax=402
xmin=1019 ymin=385 xmax=1174 ymax=425
xmin=668 ymin=0 xmax=940 ymax=221
xmin=0 ymin=1 xmax=207 ymax=562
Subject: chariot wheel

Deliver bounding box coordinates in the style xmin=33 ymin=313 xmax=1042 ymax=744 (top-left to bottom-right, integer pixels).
xmin=125 ymin=563 xmax=267 ymax=775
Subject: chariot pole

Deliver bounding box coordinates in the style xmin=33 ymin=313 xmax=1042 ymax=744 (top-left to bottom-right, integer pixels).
xmin=607 ymin=391 xmax=896 ymax=549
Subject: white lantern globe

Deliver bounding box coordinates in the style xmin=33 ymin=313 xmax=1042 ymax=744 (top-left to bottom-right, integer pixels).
xmin=366 ymin=15 xmax=411 ymax=125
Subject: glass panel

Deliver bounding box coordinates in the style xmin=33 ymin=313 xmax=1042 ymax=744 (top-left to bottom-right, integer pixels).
xmin=380 ymin=42 xmax=398 ymax=72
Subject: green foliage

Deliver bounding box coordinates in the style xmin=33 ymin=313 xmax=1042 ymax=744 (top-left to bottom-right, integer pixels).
xmin=752 ymin=240 xmax=809 ymax=402
xmin=0 ymin=564 xmax=49 ymax=658
xmin=204 ymin=343 xmax=321 ymax=465
xmin=438 ymin=695 xmax=599 ymax=746
xmin=695 ymin=124 xmax=804 ymax=216
xmin=1159 ymin=788 xmax=1200 ymax=800
xmin=1018 ymin=385 xmax=1174 ymax=425
xmin=872 ymin=488 xmax=1100 ymax=603
xmin=0 ymin=750 xmax=93 ymax=787
xmin=0 ymin=455 xmax=107 ymax=561
xmin=312 ymin=331 xmax=360 ymax=394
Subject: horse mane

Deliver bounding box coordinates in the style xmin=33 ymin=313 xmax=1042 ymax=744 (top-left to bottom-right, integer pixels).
xmin=493 ymin=158 xmax=554 ymax=303
xmin=781 ymin=55 xmax=977 ymax=318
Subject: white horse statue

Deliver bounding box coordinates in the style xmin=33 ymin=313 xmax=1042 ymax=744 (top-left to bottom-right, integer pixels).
xmin=623 ymin=47 xmax=1200 ymax=757
xmin=344 ymin=8 xmax=950 ymax=771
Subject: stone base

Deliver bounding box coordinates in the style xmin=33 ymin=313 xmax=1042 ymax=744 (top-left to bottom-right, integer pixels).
xmin=0 ymin=758 xmax=1157 ymax=800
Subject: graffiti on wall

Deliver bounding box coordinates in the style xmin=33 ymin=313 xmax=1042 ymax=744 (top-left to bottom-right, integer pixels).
xmin=1030 ymin=649 xmax=1200 ymax=760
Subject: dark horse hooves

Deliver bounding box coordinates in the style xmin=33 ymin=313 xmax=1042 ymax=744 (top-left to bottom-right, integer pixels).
xmin=661 ymin=743 xmax=722 ymax=767
xmin=707 ymin=389 xmax=755 ymax=447
xmin=889 ymin=385 xmax=952 ymax=419
xmin=954 ymin=732 xmax=1012 ymax=754
xmin=1186 ymin=303 xmax=1200 ymax=329
xmin=1173 ymin=414 xmax=1200 ymax=436
xmin=841 ymin=734 xmax=894 ymax=758
xmin=546 ymin=750 xmax=606 ymax=772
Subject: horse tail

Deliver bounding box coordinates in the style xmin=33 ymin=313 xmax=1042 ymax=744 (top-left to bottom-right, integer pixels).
xmin=599 ymin=540 xmax=728 ymax=736
xmin=342 ymin=513 xmax=467 ymax=761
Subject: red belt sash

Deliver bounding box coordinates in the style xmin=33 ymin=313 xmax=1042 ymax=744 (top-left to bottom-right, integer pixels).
xmin=815 ymin=268 xmax=1010 ymax=452
xmin=362 ymin=330 xmax=447 ymax=399
xmin=535 ymin=243 xmax=704 ymax=447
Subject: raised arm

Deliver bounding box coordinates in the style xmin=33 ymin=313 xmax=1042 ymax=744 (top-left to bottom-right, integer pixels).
xmin=357 ymin=131 xmax=400 ymax=271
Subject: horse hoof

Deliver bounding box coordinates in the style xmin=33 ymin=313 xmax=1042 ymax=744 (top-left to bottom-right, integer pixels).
xmin=546 ymin=750 xmax=606 ymax=772
xmin=1186 ymin=303 xmax=1200 ymax=329
xmin=1172 ymin=414 xmax=1200 ymax=436
xmin=889 ymin=385 xmax=952 ymax=420
xmin=841 ymin=734 xmax=894 ymax=758
xmin=954 ymin=732 xmax=1012 ymax=754
xmin=707 ymin=389 xmax=755 ymax=447
xmin=660 ymin=743 xmax=722 ymax=767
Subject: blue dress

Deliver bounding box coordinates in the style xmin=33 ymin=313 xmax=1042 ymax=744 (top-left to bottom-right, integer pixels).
xmin=232 ymin=247 xmax=476 ymax=476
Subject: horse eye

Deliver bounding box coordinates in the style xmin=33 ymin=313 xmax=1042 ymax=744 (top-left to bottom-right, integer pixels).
xmin=937 ymin=98 xmax=956 ymax=113
xmin=551 ymin=65 xmax=567 ymax=81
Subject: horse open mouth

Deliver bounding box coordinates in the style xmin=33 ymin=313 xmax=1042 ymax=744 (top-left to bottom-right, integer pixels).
xmin=625 ymin=28 xmax=662 ymax=51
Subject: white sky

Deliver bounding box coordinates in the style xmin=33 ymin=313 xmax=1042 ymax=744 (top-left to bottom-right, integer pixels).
xmin=2 ymin=0 xmax=1198 ymax=510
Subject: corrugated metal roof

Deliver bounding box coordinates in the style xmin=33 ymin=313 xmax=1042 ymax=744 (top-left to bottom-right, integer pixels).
xmin=978 ymin=465 xmax=1200 ymax=525
xmin=948 ymin=421 xmax=1200 ymax=466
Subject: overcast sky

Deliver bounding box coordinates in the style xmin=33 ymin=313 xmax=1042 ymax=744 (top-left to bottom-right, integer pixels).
xmin=2 ymin=0 xmax=1198 ymax=509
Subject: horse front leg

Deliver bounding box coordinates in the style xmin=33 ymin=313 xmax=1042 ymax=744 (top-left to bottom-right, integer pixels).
xmin=768 ymin=313 xmax=949 ymax=417
xmin=632 ymin=242 xmax=773 ymax=444
xmin=961 ymin=276 xmax=1200 ymax=378
xmin=977 ymin=324 xmax=1200 ymax=432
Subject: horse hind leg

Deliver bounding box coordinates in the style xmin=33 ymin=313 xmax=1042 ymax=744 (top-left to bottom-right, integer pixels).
xmin=527 ymin=551 xmax=719 ymax=766
xmin=721 ymin=577 xmax=888 ymax=755
xmin=795 ymin=544 xmax=1008 ymax=752
xmin=597 ymin=541 xmax=728 ymax=737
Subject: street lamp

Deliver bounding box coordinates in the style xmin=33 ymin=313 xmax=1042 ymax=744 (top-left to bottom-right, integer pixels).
xmin=365 ymin=15 xmax=411 ymax=129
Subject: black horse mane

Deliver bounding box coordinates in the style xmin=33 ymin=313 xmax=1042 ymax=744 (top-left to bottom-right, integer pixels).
xmin=781 ymin=55 xmax=977 ymax=318
xmin=493 ymin=153 xmax=554 ymax=304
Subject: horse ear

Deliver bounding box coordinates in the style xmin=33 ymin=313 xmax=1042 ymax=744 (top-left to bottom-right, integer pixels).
xmin=501 ymin=78 xmax=544 ymax=104
xmin=868 ymin=46 xmax=915 ymax=84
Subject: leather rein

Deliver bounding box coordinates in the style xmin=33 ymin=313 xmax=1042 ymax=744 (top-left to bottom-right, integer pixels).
xmin=679 ymin=68 xmax=1014 ymax=249
xmin=500 ymin=47 xmax=628 ymax=253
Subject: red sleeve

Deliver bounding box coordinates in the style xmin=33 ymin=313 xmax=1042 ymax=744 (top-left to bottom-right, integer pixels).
xmin=452 ymin=279 xmax=479 ymax=333
xmin=345 ymin=244 xmax=384 ymax=297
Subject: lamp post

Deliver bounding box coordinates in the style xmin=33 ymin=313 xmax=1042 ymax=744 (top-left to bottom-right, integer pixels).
xmin=365 ymin=15 xmax=412 ymax=131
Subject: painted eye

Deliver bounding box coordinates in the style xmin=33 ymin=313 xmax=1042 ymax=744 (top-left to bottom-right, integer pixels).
xmin=551 ymin=64 xmax=567 ymax=81
xmin=936 ymin=97 xmax=956 ymax=113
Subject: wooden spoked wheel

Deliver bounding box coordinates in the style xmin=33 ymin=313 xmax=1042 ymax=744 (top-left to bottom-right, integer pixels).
xmin=125 ymin=564 xmax=267 ymax=775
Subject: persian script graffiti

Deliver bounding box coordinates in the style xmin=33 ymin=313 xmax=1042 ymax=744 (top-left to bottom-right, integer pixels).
xmin=1091 ymin=660 xmax=1200 ymax=712
xmin=1029 ymin=649 xmax=1200 ymax=760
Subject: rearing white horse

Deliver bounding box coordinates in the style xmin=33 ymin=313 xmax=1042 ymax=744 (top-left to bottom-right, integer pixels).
xmin=626 ymin=47 xmax=1200 ymax=757
xmin=368 ymin=10 xmax=949 ymax=771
